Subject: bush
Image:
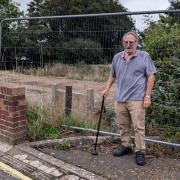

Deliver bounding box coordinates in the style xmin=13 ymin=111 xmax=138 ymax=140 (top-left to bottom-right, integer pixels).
xmin=142 ymin=23 xmax=180 ymax=60
xmin=142 ymin=18 xmax=180 ymax=127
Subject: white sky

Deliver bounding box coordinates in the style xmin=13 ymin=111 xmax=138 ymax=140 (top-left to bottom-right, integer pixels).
xmin=120 ymin=0 xmax=170 ymax=11
xmin=13 ymin=0 xmax=170 ymax=12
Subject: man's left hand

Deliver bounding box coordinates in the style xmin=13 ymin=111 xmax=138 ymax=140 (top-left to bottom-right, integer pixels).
xmin=143 ymin=97 xmax=151 ymax=108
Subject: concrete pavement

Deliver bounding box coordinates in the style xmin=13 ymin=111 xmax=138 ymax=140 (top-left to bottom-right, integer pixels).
xmin=0 ymin=137 xmax=180 ymax=180
xmin=0 ymin=140 xmax=107 ymax=180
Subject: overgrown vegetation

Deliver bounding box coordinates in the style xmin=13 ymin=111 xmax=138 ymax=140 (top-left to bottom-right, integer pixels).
xmin=57 ymin=140 xmax=72 ymax=150
xmin=26 ymin=103 xmax=97 ymax=141
xmin=41 ymin=127 xmax=60 ymax=139
xmin=60 ymin=116 xmax=97 ymax=129
xmin=16 ymin=63 xmax=110 ymax=82
xmin=142 ymin=14 xmax=180 ymax=127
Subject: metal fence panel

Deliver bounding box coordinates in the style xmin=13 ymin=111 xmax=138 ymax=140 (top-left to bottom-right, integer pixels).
xmin=0 ymin=10 xmax=179 ymax=130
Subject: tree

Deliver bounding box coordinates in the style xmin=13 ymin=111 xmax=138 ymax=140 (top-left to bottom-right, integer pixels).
xmin=26 ymin=0 xmax=135 ymax=64
xmin=0 ymin=0 xmax=23 ymax=69
xmin=168 ymin=0 xmax=180 ymax=24
xmin=168 ymin=0 xmax=180 ymax=10
xmin=0 ymin=0 xmax=22 ymax=20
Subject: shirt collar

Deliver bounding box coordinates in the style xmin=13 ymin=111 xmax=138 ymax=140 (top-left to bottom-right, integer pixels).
xmin=121 ymin=50 xmax=139 ymax=59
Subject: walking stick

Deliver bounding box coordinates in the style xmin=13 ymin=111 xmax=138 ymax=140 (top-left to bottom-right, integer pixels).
xmin=91 ymin=96 xmax=105 ymax=155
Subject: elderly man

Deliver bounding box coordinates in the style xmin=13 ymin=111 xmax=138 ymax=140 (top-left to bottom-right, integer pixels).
xmin=102 ymin=31 xmax=156 ymax=166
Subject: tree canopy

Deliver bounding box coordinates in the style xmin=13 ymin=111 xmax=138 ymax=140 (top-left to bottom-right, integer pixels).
xmin=25 ymin=0 xmax=135 ymax=64
xmin=0 ymin=0 xmax=22 ymax=21
xmin=27 ymin=0 xmax=128 ymax=16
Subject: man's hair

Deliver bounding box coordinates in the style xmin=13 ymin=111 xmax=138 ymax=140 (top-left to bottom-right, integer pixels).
xmin=123 ymin=31 xmax=138 ymax=42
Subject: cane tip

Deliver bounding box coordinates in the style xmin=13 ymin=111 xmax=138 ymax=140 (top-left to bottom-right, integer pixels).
xmin=91 ymin=150 xmax=98 ymax=156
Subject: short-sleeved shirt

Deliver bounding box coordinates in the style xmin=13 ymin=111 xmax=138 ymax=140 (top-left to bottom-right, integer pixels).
xmin=111 ymin=50 xmax=156 ymax=102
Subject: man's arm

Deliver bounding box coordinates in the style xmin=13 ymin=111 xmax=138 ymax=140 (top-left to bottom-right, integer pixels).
xmin=101 ymin=74 xmax=116 ymax=96
xmin=143 ymin=74 xmax=156 ymax=108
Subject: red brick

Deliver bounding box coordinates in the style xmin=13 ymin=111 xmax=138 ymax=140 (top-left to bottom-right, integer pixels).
xmin=0 ymin=94 xmax=5 ymax=99
xmin=0 ymin=110 xmax=9 ymax=116
xmin=4 ymin=100 xmax=18 ymax=106
xmin=0 ymin=120 xmax=5 ymax=125
xmin=5 ymin=121 xmax=19 ymax=128
xmin=4 ymin=131 xmax=14 ymax=138
xmin=18 ymin=99 xmax=26 ymax=106
xmin=19 ymin=120 xmax=26 ymax=126
xmin=17 ymin=95 xmax=25 ymax=100
xmin=6 ymin=95 xmax=19 ymax=101
xmin=9 ymin=111 xmax=20 ymax=118
xmin=19 ymin=110 xmax=26 ymax=116
xmin=0 ymin=129 xmax=5 ymax=135
xmin=17 ymin=130 xmax=27 ymax=137
xmin=8 ymin=106 xmax=18 ymax=112
xmin=18 ymin=105 xmax=26 ymax=110
xmin=0 ymin=124 xmax=6 ymax=130
xmin=0 ymin=87 xmax=12 ymax=95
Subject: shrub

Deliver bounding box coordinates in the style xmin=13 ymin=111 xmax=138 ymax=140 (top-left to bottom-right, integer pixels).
xmin=142 ymin=19 xmax=180 ymax=127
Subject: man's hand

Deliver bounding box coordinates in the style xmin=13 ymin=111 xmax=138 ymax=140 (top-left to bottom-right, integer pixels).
xmin=101 ymin=89 xmax=109 ymax=97
xmin=143 ymin=97 xmax=151 ymax=108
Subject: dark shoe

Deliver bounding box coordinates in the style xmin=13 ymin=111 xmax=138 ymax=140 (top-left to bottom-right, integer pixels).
xmin=113 ymin=145 xmax=132 ymax=156
xmin=135 ymin=151 xmax=146 ymax=166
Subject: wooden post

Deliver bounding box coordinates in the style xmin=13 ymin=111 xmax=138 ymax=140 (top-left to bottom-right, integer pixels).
xmin=86 ymin=88 xmax=94 ymax=113
xmin=51 ymin=84 xmax=60 ymax=104
xmin=65 ymin=86 xmax=72 ymax=116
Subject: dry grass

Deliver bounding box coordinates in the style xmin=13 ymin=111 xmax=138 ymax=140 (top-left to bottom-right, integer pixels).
xmin=19 ymin=63 xmax=110 ymax=82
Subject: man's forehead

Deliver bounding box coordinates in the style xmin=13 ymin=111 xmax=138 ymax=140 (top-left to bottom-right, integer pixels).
xmin=124 ymin=34 xmax=136 ymax=41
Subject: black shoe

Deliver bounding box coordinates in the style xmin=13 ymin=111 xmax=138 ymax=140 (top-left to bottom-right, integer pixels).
xmin=135 ymin=151 xmax=146 ymax=166
xmin=113 ymin=145 xmax=132 ymax=156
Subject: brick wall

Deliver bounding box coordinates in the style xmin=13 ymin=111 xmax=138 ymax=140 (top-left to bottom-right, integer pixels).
xmin=0 ymin=85 xmax=26 ymax=144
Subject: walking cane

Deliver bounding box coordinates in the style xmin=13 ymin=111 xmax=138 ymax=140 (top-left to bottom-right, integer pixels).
xmin=91 ymin=96 xmax=105 ymax=155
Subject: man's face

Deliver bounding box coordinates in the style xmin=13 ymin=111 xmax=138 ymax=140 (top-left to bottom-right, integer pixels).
xmin=123 ymin=34 xmax=137 ymax=55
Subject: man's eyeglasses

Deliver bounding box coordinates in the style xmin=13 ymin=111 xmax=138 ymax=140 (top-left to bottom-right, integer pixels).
xmin=124 ymin=41 xmax=136 ymax=45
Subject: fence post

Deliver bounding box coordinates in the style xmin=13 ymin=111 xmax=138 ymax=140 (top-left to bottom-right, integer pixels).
xmin=65 ymin=86 xmax=72 ymax=116
xmin=86 ymin=88 xmax=94 ymax=113
xmin=51 ymin=84 xmax=60 ymax=104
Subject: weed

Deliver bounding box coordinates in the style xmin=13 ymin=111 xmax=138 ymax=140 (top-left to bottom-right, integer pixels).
xmin=59 ymin=115 xmax=96 ymax=129
xmin=57 ymin=140 xmax=72 ymax=150
xmin=41 ymin=127 xmax=60 ymax=139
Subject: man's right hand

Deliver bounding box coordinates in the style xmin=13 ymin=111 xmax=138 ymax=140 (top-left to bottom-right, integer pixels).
xmin=101 ymin=89 xmax=109 ymax=97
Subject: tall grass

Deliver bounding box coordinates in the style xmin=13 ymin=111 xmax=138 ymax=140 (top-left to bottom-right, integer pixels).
xmin=26 ymin=103 xmax=97 ymax=141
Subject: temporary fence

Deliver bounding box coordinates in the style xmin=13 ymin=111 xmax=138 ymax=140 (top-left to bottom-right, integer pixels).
xmin=0 ymin=10 xmax=179 ymax=138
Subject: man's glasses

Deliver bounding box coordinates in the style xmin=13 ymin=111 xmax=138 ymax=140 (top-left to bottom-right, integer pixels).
xmin=124 ymin=41 xmax=136 ymax=45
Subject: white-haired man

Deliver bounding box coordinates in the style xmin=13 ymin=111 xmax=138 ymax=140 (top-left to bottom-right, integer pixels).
xmin=102 ymin=31 xmax=156 ymax=166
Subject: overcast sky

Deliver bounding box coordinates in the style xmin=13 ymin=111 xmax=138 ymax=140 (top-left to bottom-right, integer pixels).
xmin=13 ymin=0 xmax=170 ymax=12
